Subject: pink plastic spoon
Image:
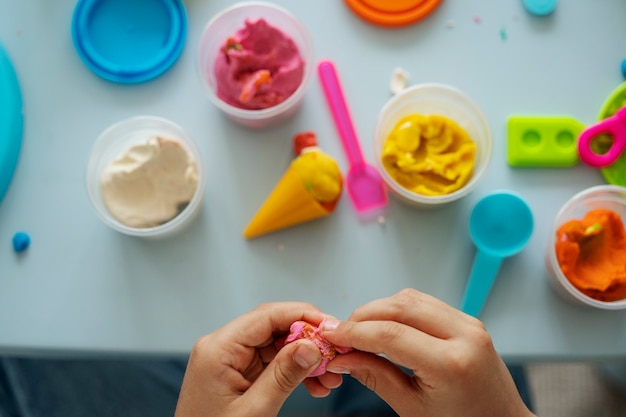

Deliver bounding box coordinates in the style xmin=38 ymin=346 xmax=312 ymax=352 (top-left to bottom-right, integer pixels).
xmin=318 ymin=59 xmax=387 ymax=216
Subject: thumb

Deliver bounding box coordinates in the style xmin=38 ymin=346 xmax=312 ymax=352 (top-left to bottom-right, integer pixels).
xmin=246 ymin=340 xmax=322 ymax=414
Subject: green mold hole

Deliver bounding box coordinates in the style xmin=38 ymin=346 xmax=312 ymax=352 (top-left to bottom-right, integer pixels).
xmin=522 ymin=130 xmax=541 ymax=147
xmin=555 ymin=130 xmax=575 ymax=148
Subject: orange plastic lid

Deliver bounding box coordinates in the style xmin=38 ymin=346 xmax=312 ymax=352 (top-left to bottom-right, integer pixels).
xmin=345 ymin=0 xmax=443 ymax=27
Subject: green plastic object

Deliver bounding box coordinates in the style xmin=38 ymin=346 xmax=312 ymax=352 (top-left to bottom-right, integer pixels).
xmin=507 ymin=115 xmax=584 ymax=167
xmin=598 ymin=82 xmax=626 ymax=186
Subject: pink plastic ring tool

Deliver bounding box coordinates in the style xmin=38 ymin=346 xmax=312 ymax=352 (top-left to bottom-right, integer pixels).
xmin=578 ymin=106 xmax=626 ymax=168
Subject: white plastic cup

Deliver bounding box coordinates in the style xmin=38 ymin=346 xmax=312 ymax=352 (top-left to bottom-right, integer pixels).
xmin=198 ymin=1 xmax=314 ymax=128
xmin=86 ymin=116 xmax=205 ymax=238
xmin=545 ymin=185 xmax=626 ymax=309
xmin=373 ymin=83 xmax=493 ymax=207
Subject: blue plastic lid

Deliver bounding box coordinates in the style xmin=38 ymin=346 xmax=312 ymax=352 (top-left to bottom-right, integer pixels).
xmin=71 ymin=0 xmax=187 ymax=84
xmin=522 ymin=0 xmax=557 ymax=16
xmin=0 ymin=43 xmax=23 ymax=205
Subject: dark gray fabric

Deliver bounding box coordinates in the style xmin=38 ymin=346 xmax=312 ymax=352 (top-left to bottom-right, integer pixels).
xmin=0 ymin=357 xmax=186 ymax=417
xmin=0 ymin=357 xmax=533 ymax=417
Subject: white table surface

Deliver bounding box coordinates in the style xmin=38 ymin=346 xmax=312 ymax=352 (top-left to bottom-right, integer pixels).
xmin=1 ymin=0 xmax=626 ymax=361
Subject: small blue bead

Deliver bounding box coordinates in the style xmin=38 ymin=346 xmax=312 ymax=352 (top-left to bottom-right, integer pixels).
xmin=622 ymin=59 xmax=626 ymax=79
xmin=12 ymin=232 xmax=30 ymax=253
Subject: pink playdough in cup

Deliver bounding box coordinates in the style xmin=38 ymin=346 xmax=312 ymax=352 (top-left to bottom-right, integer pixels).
xmin=214 ymin=18 xmax=305 ymax=110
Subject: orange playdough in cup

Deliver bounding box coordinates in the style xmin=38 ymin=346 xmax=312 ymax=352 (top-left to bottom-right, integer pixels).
xmin=555 ymin=209 xmax=626 ymax=302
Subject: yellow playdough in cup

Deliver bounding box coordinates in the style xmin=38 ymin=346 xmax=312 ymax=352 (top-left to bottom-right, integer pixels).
xmin=381 ymin=114 xmax=476 ymax=196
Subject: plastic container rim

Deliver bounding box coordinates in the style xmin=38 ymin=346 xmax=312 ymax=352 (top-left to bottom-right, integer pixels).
xmin=197 ymin=1 xmax=314 ymax=121
xmin=547 ymin=184 xmax=626 ymax=309
xmin=374 ymin=82 xmax=493 ymax=206
xmin=86 ymin=115 xmax=205 ymax=237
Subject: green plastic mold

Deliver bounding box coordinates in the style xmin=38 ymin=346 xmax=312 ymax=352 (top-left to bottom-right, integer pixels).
xmin=598 ymin=82 xmax=626 ymax=186
xmin=507 ymin=115 xmax=585 ymax=167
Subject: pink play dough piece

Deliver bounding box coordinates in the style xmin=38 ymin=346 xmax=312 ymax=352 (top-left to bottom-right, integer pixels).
xmin=214 ymin=18 xmax=304 ymax=110
xmin=276 ymin=318 xmax=353 ymax=377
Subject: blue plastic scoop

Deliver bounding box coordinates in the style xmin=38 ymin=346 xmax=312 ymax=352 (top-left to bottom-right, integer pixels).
xmin=461 ymin=192 xmax=534 ymax=317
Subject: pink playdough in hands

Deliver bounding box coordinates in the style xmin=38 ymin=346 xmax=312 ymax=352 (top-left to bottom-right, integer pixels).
xmin=276 ymin=318 xmax=353 ymax=377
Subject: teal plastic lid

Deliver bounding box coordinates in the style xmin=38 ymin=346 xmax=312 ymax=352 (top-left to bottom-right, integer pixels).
xmin=522 ymin=0 xmax=557 ymax=16
xmin=71 ymin=0 xmax=187 ymax=84
xmin=0 ymin=43 xmax=23 ymax=205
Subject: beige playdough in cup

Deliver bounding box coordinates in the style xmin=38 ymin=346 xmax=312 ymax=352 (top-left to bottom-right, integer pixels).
xmin=100 ymin=135 xmax=199 ymax=228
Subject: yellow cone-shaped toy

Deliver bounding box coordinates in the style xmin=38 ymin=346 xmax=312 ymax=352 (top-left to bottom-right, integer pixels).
xmin=244 ymin=132 xmax=342 ymax=239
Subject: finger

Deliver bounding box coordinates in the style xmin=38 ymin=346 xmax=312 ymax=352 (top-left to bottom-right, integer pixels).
xmin=325 ymin=351 xmax=422 ymax=417
xmin=244 ymin=339 xmax=323 ymax=412
xmin=300 ymin=368 xmax=343 ymax=397
xmin=348 ymin=288 xmax=478 ymax=339
xmin=316 ymin=371 xmax=343 ymax=390
xmin=218 ymin=302 xmax=325 ymax=347
xmin=302 ymin=378 xmax=332 ymax=398
xmin=321 ymin=319 xmax=445 ymax=374
xmin=257 ymin=344 xmax=278 ymax=365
